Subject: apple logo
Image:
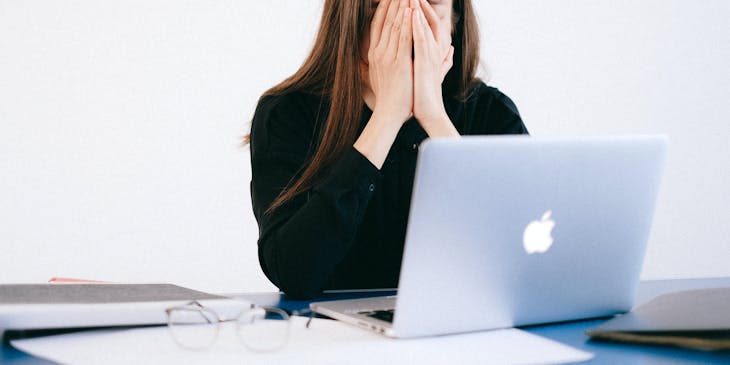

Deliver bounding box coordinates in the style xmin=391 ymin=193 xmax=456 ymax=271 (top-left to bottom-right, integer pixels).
xmin=523 ymin=210 xmax=556 ymax=254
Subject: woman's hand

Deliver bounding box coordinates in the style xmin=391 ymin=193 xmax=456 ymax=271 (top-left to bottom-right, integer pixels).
xmin=412 ymin=0 xmax=458 ymax=137
xmin=367 ymin=0 xmax=414 ymax=126
xmin=354 ymin=0 xmax=414 ymax=169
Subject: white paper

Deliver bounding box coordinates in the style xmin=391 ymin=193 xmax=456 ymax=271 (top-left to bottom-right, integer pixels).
xmin=12 ymin=317 xmax=592 ymax=365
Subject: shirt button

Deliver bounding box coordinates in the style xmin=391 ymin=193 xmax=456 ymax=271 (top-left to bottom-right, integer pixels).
xmin=368 ymin=183 xmax=375 ymax=192
xmin=412 ymin=143 xmax=418 ymax=150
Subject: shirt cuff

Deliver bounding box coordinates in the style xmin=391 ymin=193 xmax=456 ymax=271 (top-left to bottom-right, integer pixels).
xmin=321 ymin=146 xmax=383 ymax=195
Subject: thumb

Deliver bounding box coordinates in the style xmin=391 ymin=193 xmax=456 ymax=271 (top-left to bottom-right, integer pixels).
xmin=440 ymin=45 xmax=455 ymax=78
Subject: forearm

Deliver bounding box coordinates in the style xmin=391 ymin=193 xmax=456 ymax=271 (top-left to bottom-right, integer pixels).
xmin=418 ymin=113 xmax=460 ymax=138
xmin=353 ymin=110 xmax=404 ymax=169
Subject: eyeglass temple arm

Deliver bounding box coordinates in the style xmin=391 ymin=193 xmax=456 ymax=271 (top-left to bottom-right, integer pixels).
xmin=166 ymin=301 xmax=218 ymax=325
xmin=305 ymin=310 xmax=315 ymax=329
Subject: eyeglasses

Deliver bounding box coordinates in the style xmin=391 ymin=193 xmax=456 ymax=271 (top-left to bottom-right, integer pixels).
xmin=165 ymin=300 xmax=291 ymax=352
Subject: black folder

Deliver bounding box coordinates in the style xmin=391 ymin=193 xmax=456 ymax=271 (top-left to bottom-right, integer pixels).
xmin=586 ymin=287 xmax=730 ymax=351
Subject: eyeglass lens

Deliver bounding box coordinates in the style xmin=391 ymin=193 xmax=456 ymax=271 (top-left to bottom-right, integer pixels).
xmin=167 ymin=306 xmax=220 ymax=351
xmin=168 ymin=304 xmax=290 ymax=352
xmin=237 ymin=307 xmax=290 ymax=352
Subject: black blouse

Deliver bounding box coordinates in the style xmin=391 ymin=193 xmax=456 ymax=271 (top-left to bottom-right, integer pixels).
xmin=250 ymin=82 xmax=528 ymax=299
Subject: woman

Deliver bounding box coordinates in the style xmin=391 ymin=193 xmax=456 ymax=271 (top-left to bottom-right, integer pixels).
xmin=248 ymin=0 xmax=528 ymax=299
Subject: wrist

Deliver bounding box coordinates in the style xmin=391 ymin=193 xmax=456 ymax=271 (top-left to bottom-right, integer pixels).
xmin=417 ymin=109 xmax=449 ymax=129
xmin=354 ymin=110 xmax=405 ymax=169
xmin=371 ymin=107 xmax=410 ymax=129
xmin=417 ymin=111 xmax=459 ymax=138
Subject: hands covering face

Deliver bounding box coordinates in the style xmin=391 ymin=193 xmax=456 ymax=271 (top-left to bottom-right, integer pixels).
xmin=366 ymin=0 xmax=454 ymax=126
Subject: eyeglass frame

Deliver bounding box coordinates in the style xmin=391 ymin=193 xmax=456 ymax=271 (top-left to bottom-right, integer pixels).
xmin=164 ymin=300 xmax=291 ymax=352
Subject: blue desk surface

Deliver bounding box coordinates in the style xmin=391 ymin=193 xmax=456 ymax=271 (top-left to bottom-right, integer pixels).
xmin=3 ymin=277 xmax=730 ymax=364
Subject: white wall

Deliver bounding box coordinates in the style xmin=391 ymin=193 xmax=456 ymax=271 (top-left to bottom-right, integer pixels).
xmin=480 ymin=0 xmax=730 ymax=280
xmin=1 ymin=0 xmax=728 ymax=293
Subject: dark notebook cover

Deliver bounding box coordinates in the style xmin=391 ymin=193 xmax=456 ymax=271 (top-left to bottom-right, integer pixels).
xmin=586 ymin=287 xmax=730 ymax=351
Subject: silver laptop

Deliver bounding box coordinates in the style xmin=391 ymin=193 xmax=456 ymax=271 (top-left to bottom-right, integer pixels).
xmin=311 ymin=135 xmax=667 ymax=338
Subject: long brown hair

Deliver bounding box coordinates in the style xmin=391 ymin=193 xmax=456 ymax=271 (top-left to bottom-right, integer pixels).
xmin=247 ymin=0 xmax=481 ymax=214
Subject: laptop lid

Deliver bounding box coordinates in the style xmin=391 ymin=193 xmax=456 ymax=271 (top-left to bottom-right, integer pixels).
xmin=393 ymin=135 xmax=667 ymax=338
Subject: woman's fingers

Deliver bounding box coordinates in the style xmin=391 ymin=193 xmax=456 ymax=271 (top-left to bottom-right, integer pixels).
xmin=411 ymin=2 xmax=452 ymax=127
xmin=370 ymin=0 xmax=391 ymax=48
xmin=397 ymin=7 xmax=413 ymax=60
xmin=414 ymin=7 xmax=433 ymax=56
xmin=418 ymin=0 xmax=450 ymax=58
xmin=418 ymin=0 xmax=439 ymax=42
xmin=386 ymin=6 xmax=406 ymax=56
xmin=412 ymin=7 xmax=426 ymax=58
xmin=378 ymin=0 xmax=401 ymax=50
xmin=415 ymin=7 xmax=453 ymax=77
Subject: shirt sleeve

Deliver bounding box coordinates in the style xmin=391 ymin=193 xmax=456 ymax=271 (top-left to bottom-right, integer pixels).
xmin=249 ymin=93 xmax=382 ymax=299
xmin=474 ymin=85 xmax=530 ymax=135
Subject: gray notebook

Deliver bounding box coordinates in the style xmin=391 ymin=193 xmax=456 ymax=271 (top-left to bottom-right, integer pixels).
xmin=0 ymin=284 xmax=224 ymax=304
xmin=586 ymin=288 xmax=730 ymax=350
xmin=0 ymin=284 xmax=244 ymax=331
